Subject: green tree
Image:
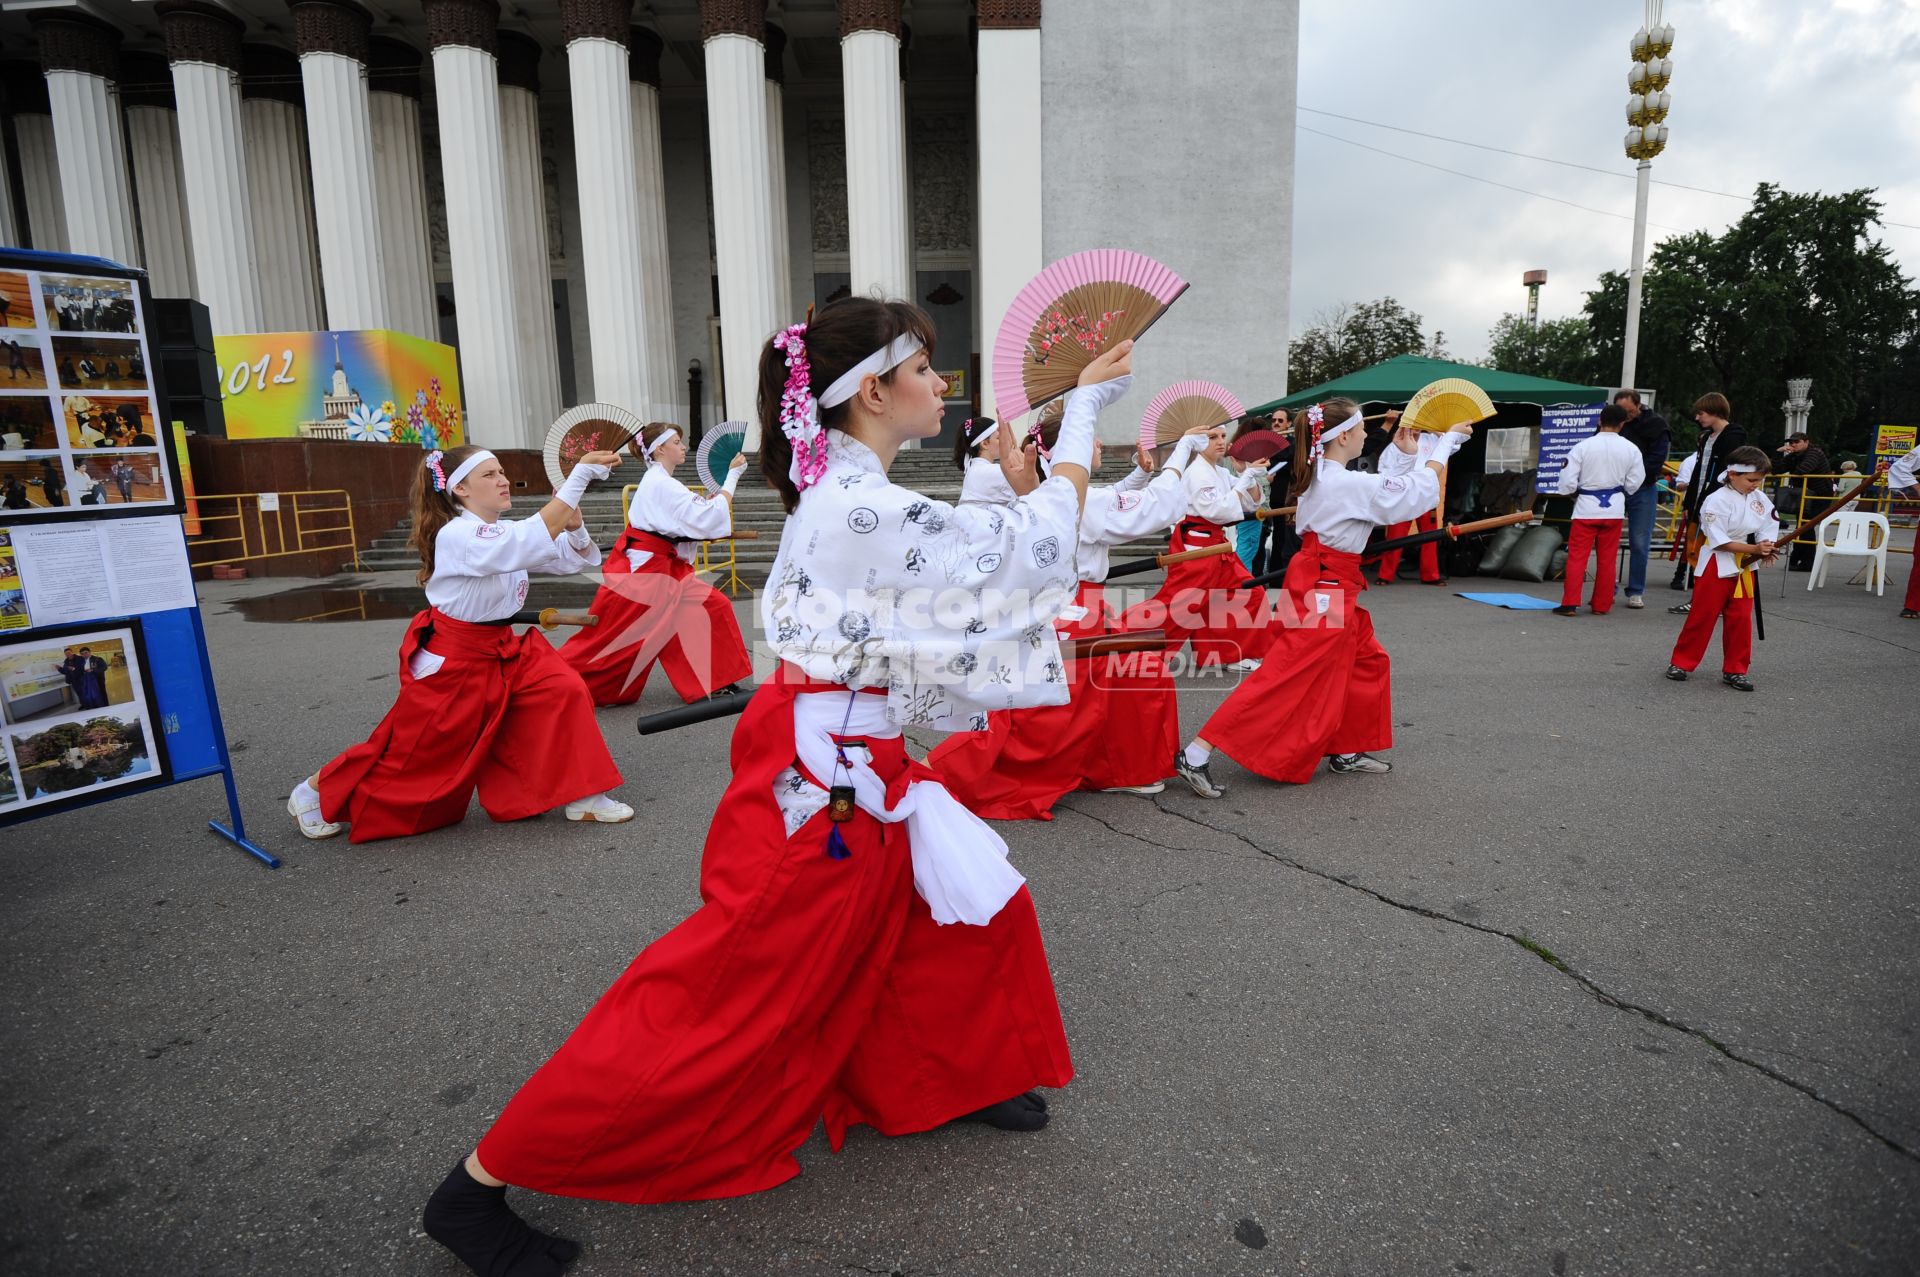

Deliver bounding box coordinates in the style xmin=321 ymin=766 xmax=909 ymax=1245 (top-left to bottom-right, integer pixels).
xmin=1288 ymin=298 xmax=1447 ymax=391
xmin=1484 ymin=314 xmax=1603 ymax=386
xmin=1583 ymin=184 xmax=1918 ymax=452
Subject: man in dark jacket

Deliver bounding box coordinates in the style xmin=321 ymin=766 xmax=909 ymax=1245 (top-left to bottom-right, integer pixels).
xmin=1614 ymin=390 xmax=1669 ymax=607
xmin=1671 ymin=392 xmax=1747 ymax=607
xmin=1775 ymin=432 xmax=1833 ymax=570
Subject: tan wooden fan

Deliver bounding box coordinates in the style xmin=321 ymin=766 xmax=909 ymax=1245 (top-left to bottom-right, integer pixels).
xmin=1399 ymin=378 xmax=1497 ymax=433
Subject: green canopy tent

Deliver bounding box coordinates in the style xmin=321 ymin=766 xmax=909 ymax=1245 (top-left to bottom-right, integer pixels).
xmin=1249 ymin=353 xmax=1610 ymax=416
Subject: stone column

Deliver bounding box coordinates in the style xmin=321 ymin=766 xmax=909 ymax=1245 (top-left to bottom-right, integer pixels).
xmin=700 ymin=0 xmax=781 ymax=438
xmin=241 ymin=45 xmax=326 ymax=331
xmin=120 ymin=53 xmax=196 ymax=298
xmin=3 ymin=61 xmax=68 ymax=252
xmin=368 ymin=39 xmax=438 ymax=341
xmin=560 ymin=0 xmax=655 ymax=418
xmin=837 ymin=1 xmax=910 ymax=303
xmin=976 ymin=0 xmax=1042 ymax=416
xmin=290 ymin=0 xmax=391 ymax=331
xmin=158 ymin=1 xmax=265 ymax=334
xmin=763 ymin=21 xmax=792 ymax=317
xmin=0 ymin=113 xmax=16 ymax=249
xmin=35 ymin=13 xmax=141 ymax=265
xmin=422 ymin=0 xmax=532 ymax=449
xmin=627 ymin=26 xmax=677 ymax=419
xmin=496 ymin=31 xmax=562 ymax=424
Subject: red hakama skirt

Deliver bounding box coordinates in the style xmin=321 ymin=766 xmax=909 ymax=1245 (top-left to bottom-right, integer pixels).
xmin=1197 ymin=533 xmax=1392 ymax=784
xmin=1136 ymin=517 xmax=1275 ymax=666
xmin=929 ymin=582 xmax=1178 ymax=820
xmin=316 ymin=610 xmax=623 ymax=843
xmin=561 ymin=528 xmax=753 ymax=705
xmin=474 ymin=666 xmax=1074 ymax=1204
xmin=1669 ymin=557 xmax=1755 ymax=674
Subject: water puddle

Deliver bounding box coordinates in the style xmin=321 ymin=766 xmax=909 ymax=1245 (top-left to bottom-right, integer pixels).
xmin=228 ymin=582 xmax=601 ymax=623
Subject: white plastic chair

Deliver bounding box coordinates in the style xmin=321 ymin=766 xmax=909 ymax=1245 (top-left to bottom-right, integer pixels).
xmin=1808 ymin=511 xmax=1888 ymax=594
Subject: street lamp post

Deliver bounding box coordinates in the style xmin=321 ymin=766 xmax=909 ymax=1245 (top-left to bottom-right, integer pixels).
xmin=1619 ymin=3 xmax=1675 ymax=393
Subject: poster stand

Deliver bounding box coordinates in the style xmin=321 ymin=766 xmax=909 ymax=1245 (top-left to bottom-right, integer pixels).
xmin=0 ymin=247 xmax=277 ymax=868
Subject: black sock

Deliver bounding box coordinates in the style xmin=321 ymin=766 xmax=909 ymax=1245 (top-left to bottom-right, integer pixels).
xmin=422 ymin=1161 xmax=580 ymax=1277
xmin=964 ymin=1090 xmax=1050 ymax=1131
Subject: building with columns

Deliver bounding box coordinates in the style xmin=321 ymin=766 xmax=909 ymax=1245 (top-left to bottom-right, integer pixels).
xmin=0 ymin=0 xmax=1298 ymax=453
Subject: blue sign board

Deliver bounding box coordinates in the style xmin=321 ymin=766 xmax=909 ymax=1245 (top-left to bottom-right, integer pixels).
xmin=1536 ymin=406 xmax=1604 ymax=493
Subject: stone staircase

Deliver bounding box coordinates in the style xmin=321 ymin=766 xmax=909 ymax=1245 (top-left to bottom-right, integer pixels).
xmin=356 ymin=450 xmax=1171 ymax=587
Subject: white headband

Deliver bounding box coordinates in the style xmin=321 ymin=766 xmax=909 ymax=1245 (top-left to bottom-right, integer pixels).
xmin=446 ymin=450 xmax=496 ymax=492
xmin=965 ymin=417 xmax=999 ymax=447
xmin=819 ymin=334 xmax=925 ymax=409
xmin=1717 ymin=463 xmax=1759 ymax=482
xmin=644 ymin=427 xmax=679 ymax=459
xmin=1320 ymin=407 xmax=1364 ymax=444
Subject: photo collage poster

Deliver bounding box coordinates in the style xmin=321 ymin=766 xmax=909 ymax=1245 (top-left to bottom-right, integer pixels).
xmin=0 ymin=620 xmax=170 ymax=822
xmin=0 ymin=268 xmax=178 ymax=520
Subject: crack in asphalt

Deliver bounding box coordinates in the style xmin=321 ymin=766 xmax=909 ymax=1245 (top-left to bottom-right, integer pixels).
xmin=1049 ymin=797 xmax=1920 ymax=1165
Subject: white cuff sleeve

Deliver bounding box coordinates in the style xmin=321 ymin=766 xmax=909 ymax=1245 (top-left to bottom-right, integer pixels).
xmin=721 ymin=466 xmax=743 ymax=496
xmin=556 ymin=461 xmax=610 ymax=509
xmin=1053 ymin=374 xmax=1133 ymax=473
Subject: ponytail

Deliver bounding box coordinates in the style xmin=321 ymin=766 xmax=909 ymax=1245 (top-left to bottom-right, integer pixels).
xmin=408 ymin=443 xmax=486 ymax=584
xmin=953 ymin=416 xmax=996 ymax=470
xmin=1288 ymin=396 xmax=1360 ymax=506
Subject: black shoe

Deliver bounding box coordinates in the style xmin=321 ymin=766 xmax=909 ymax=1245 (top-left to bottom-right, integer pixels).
xmin=1173 ymin=750 xmax=1225 ymax=799
xmin=1668 ymin=602 xmax=1691 ymax=615
xmin=1552 ymin=605 xmax=1579 ymax=616
xmin=707 ymin=683 xmax=744 ymax=698
xmin=423 ymin=1161 xmax=579 ymax=1277
xmin=963 ymin=1090 xmax=1051 ymax=1132
xmin=1721 ymin=673 xmax=1754 ymax=692
xmin=1665 ymin=664 xmax=1689 ymax=681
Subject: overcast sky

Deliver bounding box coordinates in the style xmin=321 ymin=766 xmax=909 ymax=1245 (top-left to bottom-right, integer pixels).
xmin=1291 ymin=0 xmax=1920 ymax=364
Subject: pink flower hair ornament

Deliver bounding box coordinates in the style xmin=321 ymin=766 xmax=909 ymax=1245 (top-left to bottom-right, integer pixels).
xmin=425 ymin=449 xmax=448 ymax=492
xmin=1305 ymin=403 xmax=1328 ymax=466
xmin=772 ymin=324 xmax=830 ymax=493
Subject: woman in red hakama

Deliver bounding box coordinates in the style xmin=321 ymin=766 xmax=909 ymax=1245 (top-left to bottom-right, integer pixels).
xmin=289 ymin=446 xmax=632 ymax=844
xmin=422 ymin=298 xmax=1116 ymax=1277
xmin=560 ymin=422 xmax=753 ymax=704
xmin=1172 ymin=400 xmax=1469 ymax=798
xmin=1137 ymin=429 xmax=1276 ymax=671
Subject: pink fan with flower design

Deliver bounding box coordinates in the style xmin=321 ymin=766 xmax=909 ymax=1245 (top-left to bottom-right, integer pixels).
xmin=1137 ymin=379 xmax=1244 ymax=454
xmin=992 ymin=249 xmax=1189 ymax=421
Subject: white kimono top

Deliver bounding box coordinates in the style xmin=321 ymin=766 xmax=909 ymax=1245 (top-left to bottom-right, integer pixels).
xmin=426 ymin=509 xmax=600 ymax=623
xmin=1888 ymin=446 xmax=1920 ymax=492
xmin=626 ymin=463 xmax=737 ymax=568
xmin=1297 ymin=447 xmax=1442 ymax=554
xmin=1074 ymin=463 xmax=1190 ymax=583
xmin=1694 ymin=484 xmax=1781 ymax=578
xmin=958 ymin=456 xmax=1017 ymax=506
xmin=1183 ymin=456 xmax=1262 ymax=524
xmin=1555 ymin=431 xmax=1647 ymax=520
xmin=760 ymin=429 xmax=1083 ymax=732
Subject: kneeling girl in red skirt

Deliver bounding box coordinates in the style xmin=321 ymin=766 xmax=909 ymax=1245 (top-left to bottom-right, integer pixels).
xmin=288 ymin=446 xmax=633 ymax=843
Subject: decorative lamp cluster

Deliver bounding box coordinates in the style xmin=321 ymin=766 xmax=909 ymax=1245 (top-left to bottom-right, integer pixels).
xmin=1624 ymin=7 xmax=1676 ymax=161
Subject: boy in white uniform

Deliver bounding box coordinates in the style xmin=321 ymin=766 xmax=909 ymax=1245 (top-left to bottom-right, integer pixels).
xmin=1665 ymin=446 xmax=1779 ymax=690
xmin=1553 ymin=403 xmax=1646 ymax=616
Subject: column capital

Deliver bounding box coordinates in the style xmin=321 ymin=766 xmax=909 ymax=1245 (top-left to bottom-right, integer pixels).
xmin=119 ymin=51 xmax=178 ymax=108
xmin=423 ymin=0 xmax=500 ymax=56
xmin=559 ymin=0 xmax=634 ymax=47
xmin=368 ymin=37 xmax=424 ymax=97
xmin=764 ymin=21 xmax=786 ymax=82
xmin=496 ymin=30 xmax=541 ymax=93
xmin=700 ymin=0 xmax=766 ymax=43
xmin=837 ymin=0 xmax=901 ymax=38
xmin=977 ymin=0 xmax=1042 ymax=30
xmin=32 ymin=12 xmax=123 ymax=79
xmin=628 ymin=26 xmax=664 ymax=86
xmin=156 ymin=2 xmax=247 ymax=72
xmin=289 ymin=0 xmax=373 ymax=63
xmin=241 ymin=43 xmax=304 ymax=104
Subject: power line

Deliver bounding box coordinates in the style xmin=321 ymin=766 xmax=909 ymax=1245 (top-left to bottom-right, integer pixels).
xmin=1299 ymin=105 xmax=1920 ymax=233
xmin=1297 ymin=125 xmax=1686 ymax=231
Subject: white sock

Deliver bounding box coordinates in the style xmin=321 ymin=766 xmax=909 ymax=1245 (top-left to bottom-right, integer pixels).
xmin=1183 ymin=742 xmax=1212 ymax=768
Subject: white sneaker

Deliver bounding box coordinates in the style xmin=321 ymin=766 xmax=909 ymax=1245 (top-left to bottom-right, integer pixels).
xmin=288 ymin=780 xmax=343 ymax=840
xmin=1625 ymin=595 xmax=1646 ymax=609
xmin=1099 ymin=782 xmax=1165 ymax=796
xmin=1327 ymin=752 xmax=1392 ymax=775
xmin=565 ymin=792 xmax=635 ymax=823
xmin=1228 ymin=658 xmax=1262 ymax=672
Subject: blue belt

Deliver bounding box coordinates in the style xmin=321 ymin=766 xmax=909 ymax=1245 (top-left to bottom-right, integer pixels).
xmin=1578 ymin=486 xmax=1627 ymax=509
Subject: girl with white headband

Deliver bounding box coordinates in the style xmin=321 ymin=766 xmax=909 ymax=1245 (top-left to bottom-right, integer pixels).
xmin=422 ymin=298 xmax=1124 ymax=1275
xmin=952 ymin=413 xmax=1040 ymax=505
xmin=288 ymin=443 xmax=634 ymax=843
xmin=1139 ymin=418 xmax=1276 ymax=673
xmin=559 ymin=420 xmax=753 ymax=705
xmin=1665 ymin=444 xmax=1780 ymax=690
xmin=933 ymin=402 xmax=1212 ymax=817
xmin=1174 ymin=397 xmax=1471 ymax=797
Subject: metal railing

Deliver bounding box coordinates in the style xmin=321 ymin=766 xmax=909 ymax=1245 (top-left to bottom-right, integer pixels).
xmin=186 ymin=489 xmax=361 ymax=571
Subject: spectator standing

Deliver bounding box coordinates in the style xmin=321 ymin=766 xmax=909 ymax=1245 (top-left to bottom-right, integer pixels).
xmin=1836 ymin=460 xmax=1863 ymax=495
xmin=1613 ymin=390 xmax=1669 ymax=608
xmin=1775 ymin=433 xmax=1833 ymax=570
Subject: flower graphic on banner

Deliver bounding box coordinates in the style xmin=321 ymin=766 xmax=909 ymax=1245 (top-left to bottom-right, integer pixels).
xmin=393 ymin=378 xmax=462 ymax=449
xmin=345 ymin=403 xmax=393 ymax=443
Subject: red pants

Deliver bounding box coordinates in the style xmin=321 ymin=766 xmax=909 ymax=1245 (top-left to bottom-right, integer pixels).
xmin=1669 ymin=558 xmax=1754 ymax=674
xmin=929 ymin=583 xmax=1178 ymax=819
xmin=317 ymin=611 xmax=622 ymax=843
xmin=1376 ymin=511 xmax=1442 ymax=583
xmin=476 ymin=669 xmax=1073 ymax=1204
xmin=1561 ymin=518 xmax=1623 ymax=612
xmin=1199 ymin=534 xmax=1390 ymax=784
xmin=1136 ymin=518 xmax=1275 ymax=666
xmin=1905 ymin=557 xmax=1920 ymax=612
xmin=561 ymin=528 xmax=753 ymax=705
